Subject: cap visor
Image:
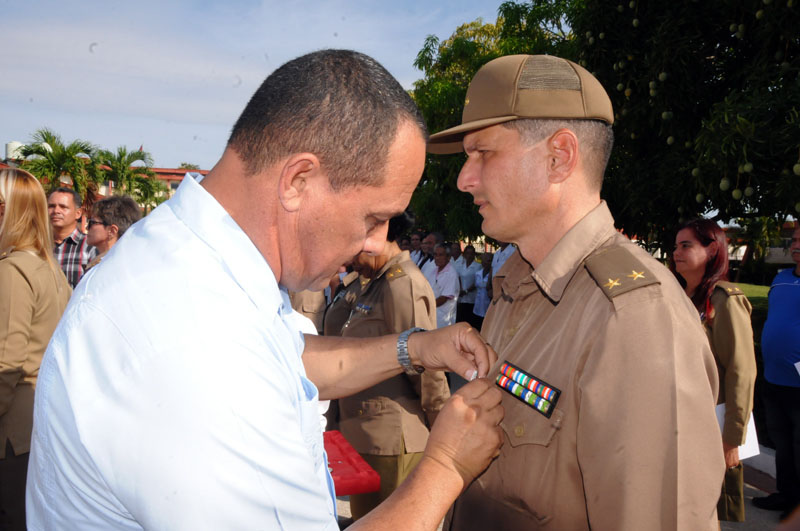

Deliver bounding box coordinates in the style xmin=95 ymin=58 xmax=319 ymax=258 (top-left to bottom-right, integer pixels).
xmin=427 ymin=115 xmax=519 ymax=154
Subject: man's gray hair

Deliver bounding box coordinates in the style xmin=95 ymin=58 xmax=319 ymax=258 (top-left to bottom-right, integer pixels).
xmin=502 ymin=119 xmax=614 ymax=191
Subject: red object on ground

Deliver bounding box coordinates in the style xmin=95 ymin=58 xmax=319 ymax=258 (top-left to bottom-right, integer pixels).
xmin=324 ymin=430 xmax=381 ymax=496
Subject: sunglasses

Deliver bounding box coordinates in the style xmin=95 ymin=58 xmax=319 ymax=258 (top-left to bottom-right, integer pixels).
xmin=87 ymin=219 xmax=107 ymax=228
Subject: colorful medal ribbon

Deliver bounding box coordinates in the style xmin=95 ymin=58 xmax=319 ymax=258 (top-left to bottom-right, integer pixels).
xmin=495 ymin=361 xmax=561 ymax=418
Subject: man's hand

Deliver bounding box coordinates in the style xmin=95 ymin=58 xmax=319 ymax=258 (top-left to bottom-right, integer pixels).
xmin=423 ymin=379 xmax=504 ymax=487
xmin=408 ymin=323 xmax=497 ymax=380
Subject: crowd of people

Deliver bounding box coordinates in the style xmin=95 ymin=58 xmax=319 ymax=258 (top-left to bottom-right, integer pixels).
xmin=0 ymin=48 xmax=798 ymax=531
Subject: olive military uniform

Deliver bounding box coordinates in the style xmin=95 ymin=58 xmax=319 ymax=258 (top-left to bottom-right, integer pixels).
xmin=0 ymin=250 xmax=71 ymax=531
xmin=323 ymin=251 xmax=449 ymax=518
xmin=288 ymin=289 xmax=327 ymax=334
xmin=707 ymin=282 xmax=756 ymax=446
xmin=445 ymin=202 xmax=724 ymax=530
xmin=706 ymin=281 xmax=757 ymax=521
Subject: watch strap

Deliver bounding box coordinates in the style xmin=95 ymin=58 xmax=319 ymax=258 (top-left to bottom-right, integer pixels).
xmin=397 ymin=327 xmax=426 ymax=375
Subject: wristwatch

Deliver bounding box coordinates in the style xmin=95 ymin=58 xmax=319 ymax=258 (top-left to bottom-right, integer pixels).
xmin=397 ymin=327 xmax=426 ymax=375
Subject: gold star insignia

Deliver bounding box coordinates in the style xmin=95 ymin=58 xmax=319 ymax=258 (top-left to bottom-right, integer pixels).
xmin=604 ymin=278 xmax=621 ymax=289
xmin=627 ymin=270 xmax=645 ymax=280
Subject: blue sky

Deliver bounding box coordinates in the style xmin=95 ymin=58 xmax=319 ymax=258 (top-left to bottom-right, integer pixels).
xmin=1 ymin=0 xmax=500 ymax=169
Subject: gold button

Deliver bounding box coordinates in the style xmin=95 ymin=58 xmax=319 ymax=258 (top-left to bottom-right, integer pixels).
xmin=514 ymin=424 xmax=524 ymax=437
xmin=358 ymin=409 xmax=363 ymax=415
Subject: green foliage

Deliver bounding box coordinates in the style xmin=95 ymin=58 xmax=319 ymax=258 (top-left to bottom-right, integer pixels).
xmin=97 ymin=146 xmax=155 ymax=195
xmin=411 ymin=1 xmax=574 ymax=239
xmin=132 ymin=174 xmax=168 ymax=214
xmin=96 ymin=145 xmax=167 ymax=213
xmin=19 ymin=128 xmax=100 ymax=200
xmin=178 ymin=162 xmax=200 ymax=170
xmin=570 ymin=0 xmax=800 ymax=250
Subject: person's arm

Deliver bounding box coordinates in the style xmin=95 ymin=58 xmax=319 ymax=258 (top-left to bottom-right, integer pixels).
xmin=577 ymin=294 xmax=724 ymax=529
xmin=350 ymin=379 xmax=503 ymax=531
xmin=303 ymin=323 xmax=493 ymax=400
xmin=0 ymin=260 xmax=33 ymax=416
xmin=710 ymin=290 xmax=757 ymax=467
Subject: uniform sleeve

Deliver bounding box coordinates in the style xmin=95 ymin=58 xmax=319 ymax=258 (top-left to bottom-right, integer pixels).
xmin=383 ymin=275 xmax=448 ymax=426
xmin=0 ymin=261 xmax=33 ymax=416
xmin=711 ymin=291 xmax=756 ymax=446
xmin=577 ymin=290 xmax=724 ymax=530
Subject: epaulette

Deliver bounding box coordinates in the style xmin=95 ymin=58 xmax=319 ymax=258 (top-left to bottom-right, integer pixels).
xmin=341 ymin=271 xmax=359 ymax=287
xmin=585 ymin=245 xmax=660 ymax=301
xmin=0 ymin=247 xmax=14 ymax=260
xmin=714 ymin=281 xmax=745 ymax=297
xmin=385 ymin=264 xmax=407 ymax=281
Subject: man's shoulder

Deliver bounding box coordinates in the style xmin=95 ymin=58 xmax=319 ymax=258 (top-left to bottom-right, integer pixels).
xmin=583 ymin=237 xmax=667 ymax=302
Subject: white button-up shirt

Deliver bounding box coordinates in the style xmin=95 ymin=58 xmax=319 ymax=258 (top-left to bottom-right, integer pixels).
xmin=27 ymin=175 xmax=337 ymax=530
xmin=432 ymin=262 xmax=459 ymax=328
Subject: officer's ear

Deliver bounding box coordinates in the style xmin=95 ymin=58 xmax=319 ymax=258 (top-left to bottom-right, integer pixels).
xmin=277 ymin=153 xmax=322 ymax=212
xmin=546 ymin=129 xmax=579 ymax=184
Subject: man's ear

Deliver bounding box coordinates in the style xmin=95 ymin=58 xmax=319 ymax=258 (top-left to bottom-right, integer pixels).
xmin=108 ymin=224 xmax=120 ymax=239
xmin=546 ymin=129 xmax=579 ymax=184
xmin=75 ymin=206 xmax=83 ymax=220
xmin=277 ymin=153 xmax=322 ymax=212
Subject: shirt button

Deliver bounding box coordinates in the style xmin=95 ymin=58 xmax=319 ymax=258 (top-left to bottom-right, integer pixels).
xmin=514 ymin=424 xmax=524 ymax=437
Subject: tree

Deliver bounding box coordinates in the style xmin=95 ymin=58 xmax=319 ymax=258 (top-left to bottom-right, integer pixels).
xmin=19 ymin=128 xmax=100 ymax=199
xmin=411 ymin=1 xmax=574 ymax=240
xmin=178 ymin=162 xmax=200 ymax=170
xmin=412 ymin=1 xmax=799 ymax=254
xmin=132 ymin=174 xmax=168 ymax=215
xmin=97 ymin=146 xmax=155 ymax=195
xmin=568 ymin=0 xmax=800 ymax=251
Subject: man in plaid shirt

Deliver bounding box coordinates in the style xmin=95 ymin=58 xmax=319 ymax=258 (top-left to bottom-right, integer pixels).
xmin=49 ymin=187 xmax=96 ymax=288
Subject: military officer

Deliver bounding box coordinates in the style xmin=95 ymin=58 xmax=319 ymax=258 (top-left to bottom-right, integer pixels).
xmin=323 ymin=211 xmax=449 ymax=519
xmin=428 ymin=54 xmax=724 ymax=529
xmin=288 ymin=289 xmax=327 ymax=333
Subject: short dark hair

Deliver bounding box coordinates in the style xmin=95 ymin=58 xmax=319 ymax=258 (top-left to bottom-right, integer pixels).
xmin=503 ymin=119 xmax=614 ymax=191
xmin=228 ymin=49 xmax=427 ymax=191
xmin=92 ymin=195 xmax=142 ymax=238
xmin=50 ymin=187 xmax=82 ymax=209
xmin=387 ymin=209 xmax=415 ymax=242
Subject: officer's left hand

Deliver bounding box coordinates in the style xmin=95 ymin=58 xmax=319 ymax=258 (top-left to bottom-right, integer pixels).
xmin=408 ymin=323 xmax=497 ymax=380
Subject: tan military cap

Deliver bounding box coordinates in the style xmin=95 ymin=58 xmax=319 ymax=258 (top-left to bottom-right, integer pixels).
xmin=427 ymin=54 xmax=614 ymax=154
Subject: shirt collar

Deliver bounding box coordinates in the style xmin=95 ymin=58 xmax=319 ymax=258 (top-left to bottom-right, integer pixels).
xmin=167 ymin=174 xmax=287 ymax=320
xmin=530 ymin=201 xmax=617 ymax=302
xmin=62 ymin=227 xmax=83 ymax=244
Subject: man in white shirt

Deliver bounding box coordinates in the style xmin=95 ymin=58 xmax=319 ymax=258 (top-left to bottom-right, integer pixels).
xmin=491 ymin=241 xmax=516 ymax=278
xmin=455 ymin=244 xmax=482 ymax=325
xmin=409 ymin=232 xmax=422 ymax=264
xmin=26 ymin=50 xmax=503 ymax=531
xmin=432 ymin=244 xmax=460 ymax=328
xmin=450 ymin=241 xmax=464 ymax=268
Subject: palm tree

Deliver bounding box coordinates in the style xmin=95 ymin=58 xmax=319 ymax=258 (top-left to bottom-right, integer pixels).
xmin=19 ymin=128 xmax=99 ymax=198
xmin=97 ymin=146 xmax=155 ymax=195
xmin=132 ymin=174 xmax=168 ymax=214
